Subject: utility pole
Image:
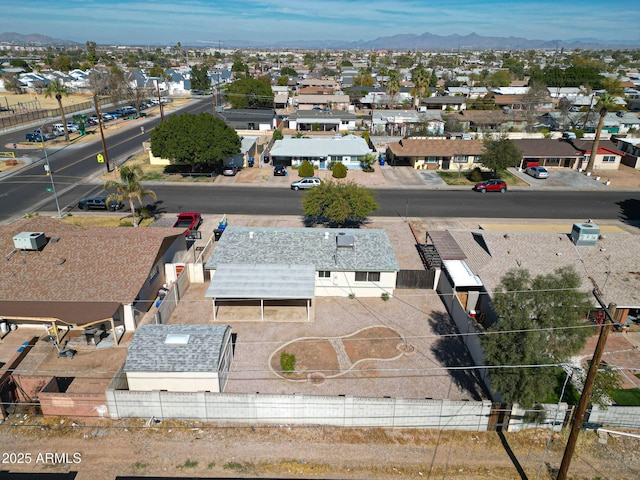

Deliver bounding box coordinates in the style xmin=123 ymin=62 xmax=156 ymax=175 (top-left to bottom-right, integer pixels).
xmin=156 ymin=79 xmax=165 ymax=122
xmin=93 ymin=94 xmax=111 ymax=172
xmin=556 ymin=292 xmax=617 ymax=480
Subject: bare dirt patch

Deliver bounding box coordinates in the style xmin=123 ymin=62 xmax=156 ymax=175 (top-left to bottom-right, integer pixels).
xmin=272 ymin=338 xmax=340 ymax=380
xmin=342 ymin=326 xmax=402 ymax=360
xmin=0 ymin=421 xmax=638 ymax=480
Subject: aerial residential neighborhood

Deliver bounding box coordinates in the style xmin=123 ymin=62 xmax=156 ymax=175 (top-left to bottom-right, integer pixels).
xmin=1 ymin=1 xmax=640 ymax=479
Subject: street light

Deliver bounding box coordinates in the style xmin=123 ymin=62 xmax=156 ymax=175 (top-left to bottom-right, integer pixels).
xmin=40 ymin=120 xmax=62 ymax=218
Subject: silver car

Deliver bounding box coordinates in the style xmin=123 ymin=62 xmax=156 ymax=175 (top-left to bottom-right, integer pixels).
xmin=525 ymin=166 xmax=549 ymax=179
xmin=291 ymin=177 xmax=321 ymax=190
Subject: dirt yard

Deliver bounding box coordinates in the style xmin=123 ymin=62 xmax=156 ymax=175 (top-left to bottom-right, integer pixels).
xmin=0 ymin=418 xmax=638 ymax=479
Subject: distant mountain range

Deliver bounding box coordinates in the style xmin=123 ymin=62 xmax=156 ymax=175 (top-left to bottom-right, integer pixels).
xmin=253 ymin=31 xmax=640 ymax=51
xmin=0 ymin=32 xmax=79 ymax=46
xmin=1 ymin=30 xmax=639 ymax=50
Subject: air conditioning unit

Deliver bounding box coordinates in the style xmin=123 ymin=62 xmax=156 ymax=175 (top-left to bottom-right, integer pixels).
xmin=13 ymin=232 xmax=47 ymax=250
xmin=570 ymin=223 xmax=600 ymax=246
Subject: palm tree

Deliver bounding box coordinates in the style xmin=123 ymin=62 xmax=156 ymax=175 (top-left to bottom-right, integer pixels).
xmin=385 ymin=70 xmax=401 ymax=109
xmin=44 ymin=80 xmax=70 ymax=142
xmin=411 ymin=64 xmax=429 ymax=108
xmin=104 ymin=165 xmax=157 ymax=227
xmin=585 ymin=92 xmax=618 ymax=174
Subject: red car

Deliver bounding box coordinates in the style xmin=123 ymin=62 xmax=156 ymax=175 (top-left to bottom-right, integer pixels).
xmin=173 ymin=212 xmax=202 ymax=236
xmin=474 ymin=179 xmax=507 ymax=193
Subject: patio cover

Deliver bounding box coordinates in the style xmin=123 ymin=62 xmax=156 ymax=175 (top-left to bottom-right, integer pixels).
xmin=205 ymin=264 xmax=316 ymax=322
xmin=205 ymin=264 xmax=315 ymax=300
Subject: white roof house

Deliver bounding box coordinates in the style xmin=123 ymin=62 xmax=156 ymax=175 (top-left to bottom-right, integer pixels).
xmin=269 ymin=135 xmax=372 ymax=170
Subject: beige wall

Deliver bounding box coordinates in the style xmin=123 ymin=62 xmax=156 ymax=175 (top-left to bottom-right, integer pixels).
xmin=315 ymin=271 xmax=397 ymax=297
xmin=127 ymin=371 xmax=221 ymax=393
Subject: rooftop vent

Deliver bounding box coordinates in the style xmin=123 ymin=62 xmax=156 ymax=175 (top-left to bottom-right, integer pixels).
xmin=336 ymin=232 xmax=355 ymax=248
xmin=13 ymin=232 xmax=47 ymax=251
xmin=165 ymin=334 xmax=190 ymax=345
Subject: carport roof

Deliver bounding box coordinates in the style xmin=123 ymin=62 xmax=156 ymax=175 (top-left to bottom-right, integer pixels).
xmin=205 ymin=263 xmax=316 ymax=299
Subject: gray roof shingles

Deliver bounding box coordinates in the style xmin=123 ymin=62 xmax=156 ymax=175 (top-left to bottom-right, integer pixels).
xmin=205 ymin=226 xmax=399 ymax=272
xmin=124 ymin=324 xmax=230 ymax=373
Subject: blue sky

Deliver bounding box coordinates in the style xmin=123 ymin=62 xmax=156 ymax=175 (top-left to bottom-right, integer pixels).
xmin=5 ymin=0 xmax=639 ymax=46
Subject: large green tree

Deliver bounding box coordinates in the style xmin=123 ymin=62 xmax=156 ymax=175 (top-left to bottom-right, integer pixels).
xmin=224 ymin=77 xmax=274 ymax=109
xmin=302 ymin=180 xmax=378 ymax=227
xmin=190 ymin=64 xmax=210 ymax=91
xmin=44 ymin=80 xmax=70 ymax=142
xmin=104 ymin=165 xmax=157 ymax=228
xmin=480 ymin=137 xmax=522 ymax=173
xmin=150 ymin=112 xmax=240 ymax=171
xmin=480 ymin=267 xmax=593 ymax=406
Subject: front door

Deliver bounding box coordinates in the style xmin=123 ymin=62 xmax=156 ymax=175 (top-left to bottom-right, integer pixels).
xmin=441 ymin=158 xmax=450 ymax=170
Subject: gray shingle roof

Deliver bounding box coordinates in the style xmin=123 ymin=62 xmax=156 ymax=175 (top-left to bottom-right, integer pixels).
xmin=270 ymin=135 xmax=371 ymax=158
xmin=124 ymin=324 xmax=231 ymax=373
xmin=205 ymin=226 xmax=399 ymax=272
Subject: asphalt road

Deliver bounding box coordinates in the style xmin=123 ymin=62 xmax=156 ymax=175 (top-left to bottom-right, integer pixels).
xmin=0 ymin=97 xmax=214 ymax=224
xmin=1 ymin=98 xmax=639 ymax=225
xmin=36 ymin=184 xmax=640 ymax=224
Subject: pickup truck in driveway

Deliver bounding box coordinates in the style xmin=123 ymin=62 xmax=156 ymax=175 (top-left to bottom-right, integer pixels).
xmin=173 ymin=212 xmax=203 ymax=237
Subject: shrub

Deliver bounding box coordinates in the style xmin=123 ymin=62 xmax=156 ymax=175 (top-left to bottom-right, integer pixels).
xmin=348 ymin=292 xmax=356 ymax=299
xmin=272 ymin=129 xmax=283 ymax=141
xmin=298 ymin=160 xmax=314 ymax=178
xmin=280 ymin=351 xmax=296 ymax=373
xmin=469 ymin=167 xmax=483 ymax=182
xmin=381 ymin=292 xmax=390 ymax=301
xmin=332 ymin=162 xmax=347 ymax=178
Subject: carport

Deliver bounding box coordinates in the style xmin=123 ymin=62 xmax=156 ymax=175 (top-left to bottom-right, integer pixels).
xmin=205 ymin=264 xmax=315 ymax=322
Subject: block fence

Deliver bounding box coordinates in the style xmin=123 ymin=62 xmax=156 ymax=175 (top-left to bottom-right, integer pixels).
xmin=106 ymin=387 xmax=493 ymax=430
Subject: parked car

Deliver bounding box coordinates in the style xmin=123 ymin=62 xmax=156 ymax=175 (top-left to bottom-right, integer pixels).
xmin=474 ymin=179 xmax=507 ymax=193
xmin=525 ymin=166 xmax=550 ymax=179
xmin=66 ymin=122 xmax=79 ymax=132
xmin=77 ymin=195 xmax=124 ymax=211
xmin=222 ymin=165 xmax=240 ymax=176
xmin=274 ymin=165 xmax=286 ymax=176
xmin=291 ymin=177 xmax=321 ymax=190
xmin=173 ymin=212 xmax=202 ymax=237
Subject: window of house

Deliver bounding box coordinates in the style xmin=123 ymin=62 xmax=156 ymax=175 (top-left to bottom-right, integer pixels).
xmin=546 ymin=157 xmax=560 ymax=166
xmin=426 ymin=156 xmax=438 ymax=163
xmin=355 ymin=271 xmax=381 ymax=282
xmin=318 ymin=271 xmax=330 ymax=278
xmin=602 ymin=155 xmax=616 ymax=163
xmin=453 ymin=155 xmax=466 ymax=163
xmin=247 ymin=122 xmax=255 ymax=130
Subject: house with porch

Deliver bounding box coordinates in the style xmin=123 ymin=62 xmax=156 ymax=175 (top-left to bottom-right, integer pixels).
xmin=445 ymin=109 xmax=527 ymax=133
xmin=420 ymin=96 xmax=468 ymax=111
xmin=371 ymin=110 xmax=444 ymax=136
xmin=269 ymin=134 xmax=372 ymax=170
xmin=203 ymin=226 xmax=400 ymax=322
xmin=386 ymin=138 xmax=485 ymax=170
xmin=0 ymin=216 xmax=188 ymax=337
xmin=295 ymin=94 xmax=351 ymax=111
xmin=512 ymin=139 xmax=583 ymax=170
xmin=287 ymin=110 xmax=357 ymax=132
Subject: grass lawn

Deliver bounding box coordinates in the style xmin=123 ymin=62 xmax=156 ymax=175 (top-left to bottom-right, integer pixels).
xmin=62 ymin=215 xmax=154 ymax=228
xmin=611 ymin=388 xmax=640 ymax=406
xmin=101 ymin=153 xmax=216 ymax=183
xmin=438 ymin=169 xmax=528 ymax=187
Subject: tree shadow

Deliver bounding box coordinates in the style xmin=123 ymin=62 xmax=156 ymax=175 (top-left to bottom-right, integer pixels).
xmin=427 ymin=311 xmax=488 ymax=400
xmin=617 ymin=198 xmax=640 ymax=230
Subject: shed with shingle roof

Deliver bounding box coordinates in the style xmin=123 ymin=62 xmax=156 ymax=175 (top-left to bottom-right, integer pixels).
xmin=124 ymin=324 xmax=233 ymax=392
